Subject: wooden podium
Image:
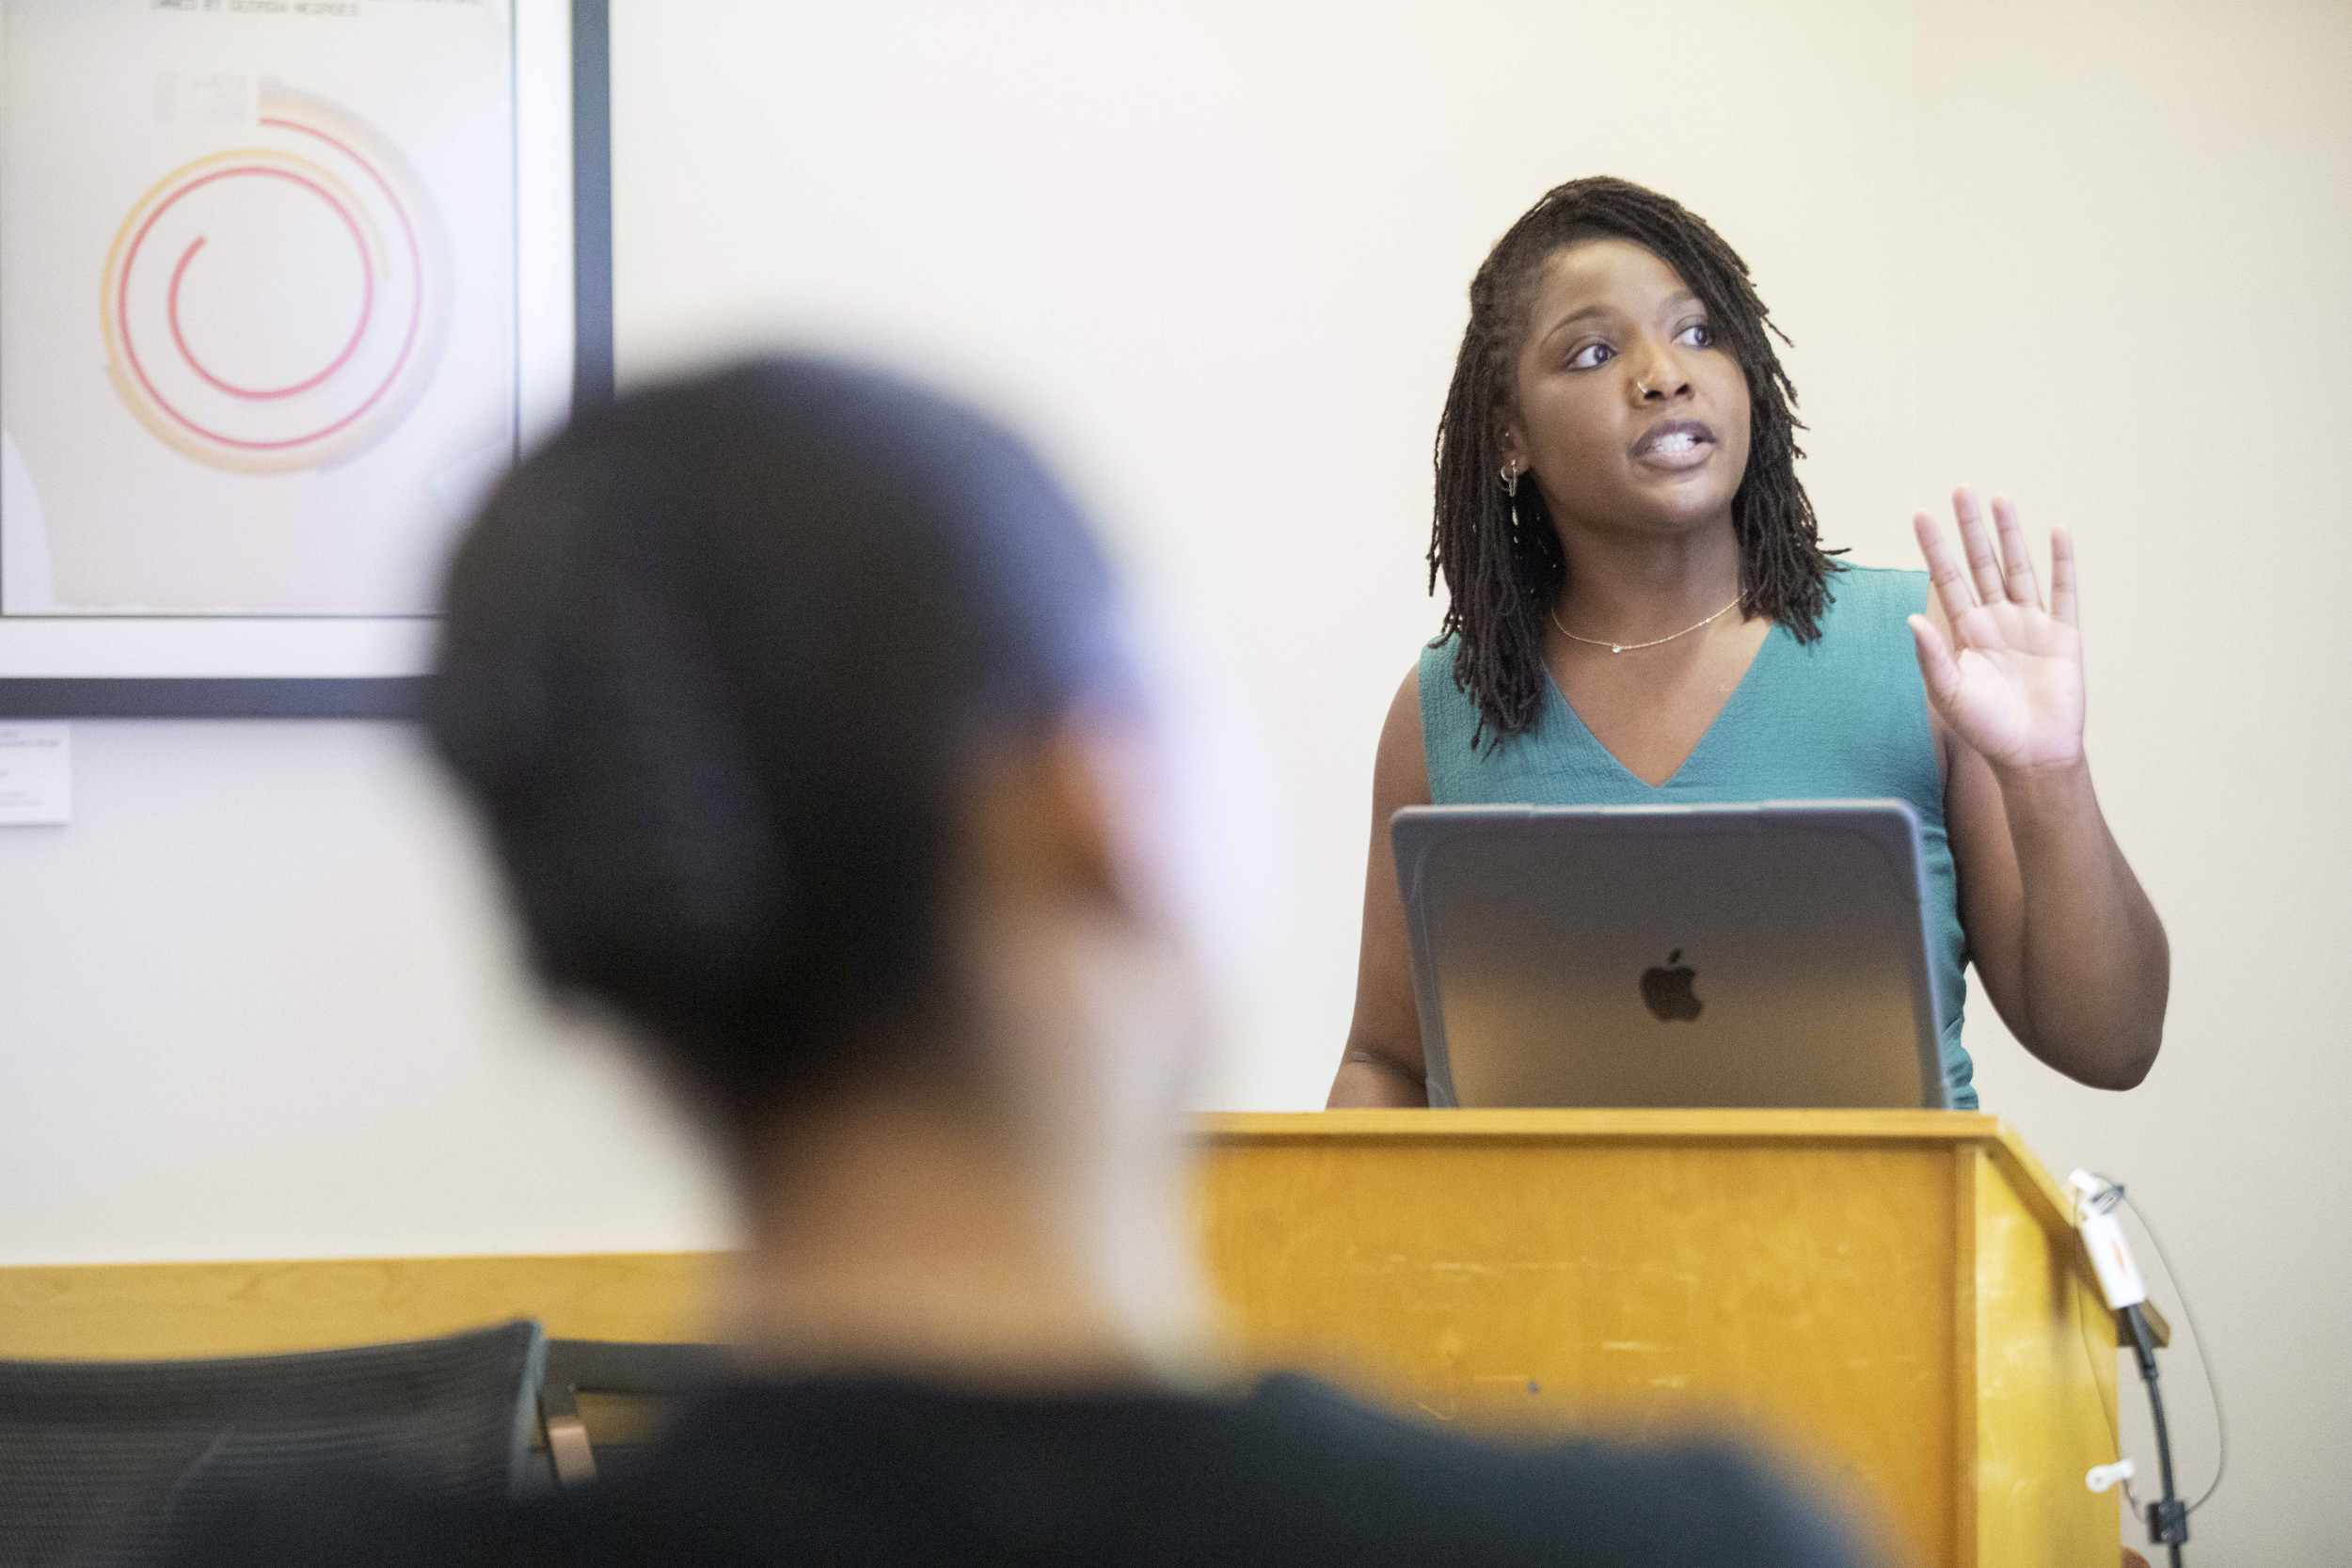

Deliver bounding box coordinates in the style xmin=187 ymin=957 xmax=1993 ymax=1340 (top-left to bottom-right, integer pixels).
xmin=0 ymin=1110 xmax=2126 ymax=1566
xmin=1195 ymin=1110 xmax=2121 ymax=1568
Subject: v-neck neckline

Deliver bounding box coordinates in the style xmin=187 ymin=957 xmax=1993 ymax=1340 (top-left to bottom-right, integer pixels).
xmin=1540 ymin=621 xmax=1787 ymax=792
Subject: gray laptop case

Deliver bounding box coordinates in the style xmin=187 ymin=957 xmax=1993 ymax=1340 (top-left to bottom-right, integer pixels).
xmin=1393 ymin=800 xmax=1948 ymax=1110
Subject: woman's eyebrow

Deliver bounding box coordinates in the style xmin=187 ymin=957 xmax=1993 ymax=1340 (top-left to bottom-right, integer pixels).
xmin=1537 ymin=303 xmax=1617 ymax=346
xmin=1537 ymin=290 xmax=1705 ymax=349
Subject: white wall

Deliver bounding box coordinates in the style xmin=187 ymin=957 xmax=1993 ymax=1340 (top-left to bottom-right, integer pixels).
xmin=0 ymin=721 xmax=731 ymax=1259
xmin=3 ymin=1 xmax=2345 ymax=1558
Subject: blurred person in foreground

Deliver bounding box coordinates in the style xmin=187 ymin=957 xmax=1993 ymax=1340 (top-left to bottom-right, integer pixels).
xmin=169 ymin=358 xmax=1867 ymax=1567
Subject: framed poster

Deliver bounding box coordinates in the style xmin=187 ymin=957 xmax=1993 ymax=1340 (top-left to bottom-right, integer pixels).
xmin=0 ymin=0 xmax=610 ymax=718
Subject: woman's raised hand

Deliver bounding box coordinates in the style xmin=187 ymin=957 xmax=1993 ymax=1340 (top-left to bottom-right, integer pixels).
xmin=1906 ymin=489 xmax=2086 ymax=776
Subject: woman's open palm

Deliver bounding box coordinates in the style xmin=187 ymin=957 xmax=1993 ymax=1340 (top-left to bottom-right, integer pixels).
xmin=1906 ymin=490 xmax=2086 ymax=775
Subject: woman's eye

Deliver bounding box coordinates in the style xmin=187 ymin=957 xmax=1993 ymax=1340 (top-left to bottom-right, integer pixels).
xmin=1567 ymin=341 xmax=1614 ymax=370
xmin=1676 ymin=322 xmax=1714 ymax=348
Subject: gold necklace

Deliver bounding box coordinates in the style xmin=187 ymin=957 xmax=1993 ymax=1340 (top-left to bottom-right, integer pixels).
xmin=1549 ymin=591 xmax=1747 ymax=655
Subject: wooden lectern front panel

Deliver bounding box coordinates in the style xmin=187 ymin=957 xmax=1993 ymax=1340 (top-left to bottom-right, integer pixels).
xmin=0 ymin=1111 xmax=2116 ymax=1565
xmin=1960 ymin=1144 xmax=2120 ymax=1568
xmin=1195 ymin=1111 xmax=2119 ymax=1568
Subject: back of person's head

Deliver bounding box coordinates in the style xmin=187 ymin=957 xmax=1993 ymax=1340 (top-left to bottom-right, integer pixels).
xmin=427 ymin=357 xmax=1141 ymax=1152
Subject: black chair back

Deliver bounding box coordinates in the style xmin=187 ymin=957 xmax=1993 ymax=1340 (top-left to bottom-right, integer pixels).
xmin=0 ymin=1320 xmax=543 ymax=1568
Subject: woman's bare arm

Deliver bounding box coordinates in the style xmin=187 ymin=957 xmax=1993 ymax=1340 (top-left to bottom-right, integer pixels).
xmin=1916 ymin=492 xmax=2169 ymax=1089
xmin=1327 ymin=669 xmax=1434 ymax=1107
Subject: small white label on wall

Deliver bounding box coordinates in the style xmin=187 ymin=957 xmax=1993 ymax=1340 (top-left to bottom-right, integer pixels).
xmin=0 ymin=722 xmax=71 ymax=825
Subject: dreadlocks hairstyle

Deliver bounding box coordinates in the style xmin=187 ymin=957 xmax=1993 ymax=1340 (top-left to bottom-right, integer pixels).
xmin=1429 ymin=176 xmax=1840 ymax=746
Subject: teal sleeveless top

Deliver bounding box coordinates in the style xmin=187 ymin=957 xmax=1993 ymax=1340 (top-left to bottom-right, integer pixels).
xmin=1418 ymin=564 xmax=1976 ymax=1109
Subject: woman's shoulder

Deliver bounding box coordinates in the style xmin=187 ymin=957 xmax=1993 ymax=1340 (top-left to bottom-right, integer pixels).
xmin=1413 ymin=631 xmax=1456 ymax=682
xmin=1798 ymin=564 xmax=1931 ymax=667
xmin=1411 ymin=633 xmax=1474 ymax=731
xmin=1409 ymin=633 xmax=1500 ymax=772
xmin=1820 ymin=562 xmax=1930 ymax=622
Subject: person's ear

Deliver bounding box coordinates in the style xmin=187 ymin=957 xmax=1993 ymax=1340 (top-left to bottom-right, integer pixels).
xmin=1493 ymin=413 xmax=1526 ymax=479
xmin=1033 ymin=718 xmax=1135 ymax=911
xmin=966 ymin=710 xmax=1153 ymax=920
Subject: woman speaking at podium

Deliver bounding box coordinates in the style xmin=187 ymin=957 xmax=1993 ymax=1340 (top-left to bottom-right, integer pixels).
xmin=1329 ymin=178 xmax=2169 ymax=1111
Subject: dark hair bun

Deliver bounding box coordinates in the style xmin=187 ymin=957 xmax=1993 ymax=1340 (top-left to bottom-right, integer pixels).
xmin=428 ymin=358 xmax=1123 ymax=1135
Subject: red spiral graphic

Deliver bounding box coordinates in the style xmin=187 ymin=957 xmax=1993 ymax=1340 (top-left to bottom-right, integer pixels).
xmin=101 ymin=91 xmax=448 ymax=474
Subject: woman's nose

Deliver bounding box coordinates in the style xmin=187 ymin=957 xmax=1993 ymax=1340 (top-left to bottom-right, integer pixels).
xmin=1627 ymin=339 xmax=1692 ymax=402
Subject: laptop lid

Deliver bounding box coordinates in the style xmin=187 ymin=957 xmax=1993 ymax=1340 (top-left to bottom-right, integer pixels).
xmin=1393 ymin=800 xmax=1948 ymax=1110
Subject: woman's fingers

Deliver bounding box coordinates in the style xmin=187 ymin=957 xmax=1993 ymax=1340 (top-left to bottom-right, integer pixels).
xmin=2050 ymin=526 xmax=2080 ymax=628
xmin=1953 ymin=487 xmax=2009 ymax=605
xmin=1924 ymin=487 xmax=2070 ymax=634
xmin=1907 ymin=613 xmax=1963 ymax=710
xmin=1991 ymin=494 xmax=2044 ymax=610
xmin=1914 ymin=510 xmax=1980 ymax=629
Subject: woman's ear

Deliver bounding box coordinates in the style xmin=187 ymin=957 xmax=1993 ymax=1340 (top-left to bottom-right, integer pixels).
xmin=1493 ymin=413 xmax=1525 ymax=478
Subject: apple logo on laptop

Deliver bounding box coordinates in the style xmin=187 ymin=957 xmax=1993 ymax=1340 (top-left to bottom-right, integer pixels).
xmin=1639 ymin=950 xmax=1703 ymax=1023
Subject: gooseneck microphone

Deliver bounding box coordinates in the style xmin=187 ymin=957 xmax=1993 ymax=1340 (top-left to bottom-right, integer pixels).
xmin=2070 ymin=1170 xmax=2188 ymax=1567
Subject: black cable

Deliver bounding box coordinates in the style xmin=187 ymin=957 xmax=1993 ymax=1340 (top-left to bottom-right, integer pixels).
xmin=2128 ymin=1303 xmax=2188 ymax=1565
xmin=2119 ymin=1190 xmax=2228 ymax=1513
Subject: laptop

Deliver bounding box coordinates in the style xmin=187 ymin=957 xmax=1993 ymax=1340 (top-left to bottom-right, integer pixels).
xmin=1392 ymin=800 xmax=1948 ymax=1110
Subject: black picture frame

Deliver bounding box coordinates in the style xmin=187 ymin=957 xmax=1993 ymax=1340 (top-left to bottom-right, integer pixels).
xmin=0 ymin=0 xmax=612 ymax=721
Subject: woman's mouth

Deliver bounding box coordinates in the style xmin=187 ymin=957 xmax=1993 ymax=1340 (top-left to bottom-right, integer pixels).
xmin=1631 ymin=419 xmax=1716 ymax=471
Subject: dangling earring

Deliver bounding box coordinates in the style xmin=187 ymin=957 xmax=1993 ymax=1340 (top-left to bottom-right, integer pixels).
xmin=1498 ymin=459 xmax=1520 ymax=499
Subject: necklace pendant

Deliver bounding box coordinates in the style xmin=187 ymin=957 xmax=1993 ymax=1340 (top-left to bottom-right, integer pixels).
xmin=1610 ymin=643 xmax=1623 ymax=655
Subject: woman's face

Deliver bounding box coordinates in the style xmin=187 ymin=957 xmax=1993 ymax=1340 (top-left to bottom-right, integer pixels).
xmin=1501 ymin=237 xmax=1753 ymax=543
